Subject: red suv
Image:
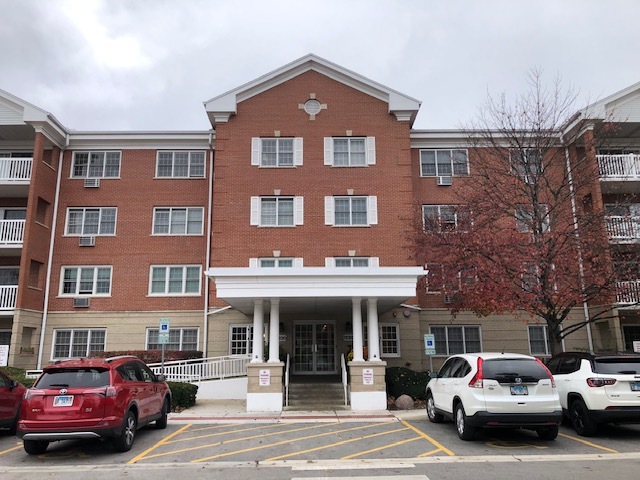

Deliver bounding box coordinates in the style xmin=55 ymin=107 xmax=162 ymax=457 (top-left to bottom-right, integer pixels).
xmin=0 ymin=368 xmax=26 ymax=435
xmin=17 ymin=356 xmax=171 ymax=455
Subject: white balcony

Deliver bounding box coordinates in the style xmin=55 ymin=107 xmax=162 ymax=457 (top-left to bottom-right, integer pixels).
xmin=0 ymin=158 xmax=32 ymax=182
xmin=0 ymin=285 xmax=17 ymax=311
xmin=606 ymin=216 xmax=640 ymax=242
xmin=0 ymin=220 xmax=25 ymax=246
xmin=616 ymin=280 xmax=640 ymax=306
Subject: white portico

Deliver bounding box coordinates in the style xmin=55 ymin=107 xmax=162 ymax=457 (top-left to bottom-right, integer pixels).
xmin=206 ymin=266 xmax=426 ymax=412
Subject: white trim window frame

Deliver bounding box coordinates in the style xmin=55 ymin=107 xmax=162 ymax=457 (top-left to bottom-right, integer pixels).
xmin=146 ymin=327 xmax=199 ymax=350
xmin=324 ymin=137 xmax=376 ymax=166
xmin=515 ymin=204 xmax=550 ymax=233
xmin=420 ymin=149 xmax=469 ymax=177
xmin=229 ymin=324 xmax=265 ymax=356
xmin=65 ymin=207 xmax=117 ymax=236
xmin=149 ymin=265 xmax=202 ymax=296
xmin=252 ymin=138 xmax=303 ymax=167
xmin=528 ymin=324 xmax=551 ymax=356
xmin=153 ymin=207 xmax=204 ymax=235
xmin=60 ymin=266 xmax=112 ymax=296
xmin=52 ymin=328 xmax=106 ymax=359
xmin=332 ymin=257 xmax=374 ymax=267
xmin=422 ymin=205 xmax=469 ymax=232
xmin=251 ymin=196 xmax=304 ymax=227
xmin=510 ymin=148 xmax=542 ymax=180
xmin=430 ymin=325 xmax=482 ymax=356
xmin=379 ymin=323 xmax=400 ymax=358
xmin=156 ymin=151 xmax=206 ymax=178
xmin=325 ymin=196 xmax=377 ymax=226
xmin=71 ymin=151 xmax=121 ymax=178
xmin=259 ymin=258 xmax=294 ymax=268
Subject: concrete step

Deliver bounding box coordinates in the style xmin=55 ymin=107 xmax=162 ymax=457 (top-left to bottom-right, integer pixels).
xmin=286 ymin=382 xmax=348 ymax=410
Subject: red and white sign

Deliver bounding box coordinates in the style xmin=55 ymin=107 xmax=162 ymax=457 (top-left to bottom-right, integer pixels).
xmin=259 ymin=369 xmax=271 ymax=386
xmin=362 ymin=368 xmax=374 ymax=385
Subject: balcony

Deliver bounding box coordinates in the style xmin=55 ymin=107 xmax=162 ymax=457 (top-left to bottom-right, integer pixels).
xmin=0 ymin=158 xmax=32 ymax=197
xmin=0 ymin=285 xmax=17 ymax=311
xmin=597 ymin=154 xmax=640 ymax=193
xmin=0 ymin=220 xmax=25 ymax=245
xmin=606 ymin=216 xmax=640 ymax=243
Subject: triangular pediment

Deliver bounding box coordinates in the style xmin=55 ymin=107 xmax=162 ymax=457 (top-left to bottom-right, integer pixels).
xmin=582 ymin=80 xmax=640 ymax=122
xmin=203 ymin=54 xmax=421 ymax=126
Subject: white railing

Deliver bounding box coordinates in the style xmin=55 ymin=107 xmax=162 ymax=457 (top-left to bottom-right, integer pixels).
xmin=147 ymin=354 xmax=250 ymax=382
xmin=0 ymin=220 xmax=25 ymax=245
xmin=340 ymin=353 xmax=349 ymax=406
xmin=0 ymin=285 xmax=17 ymax=310
xmin=0 ymin=158 xmax=32 ymax=181
xmin=284 ymin=354 xmax=290 ymax=407
xmin=597 ymin=154 xmax=640 ymax=179
xmin=617 ymin=280 xmax=640 ymax=305
xmin=606 ymin=216 xmax=640 ymax=241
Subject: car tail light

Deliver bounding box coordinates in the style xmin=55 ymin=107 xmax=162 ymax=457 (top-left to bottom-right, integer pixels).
xmin=105 ymin=386 xmax=118 ymax=397
xmin=536 ymin=358 xmax=556 ymax=388
xmin=586 ymin=378 xmax=616 ymax=387
xmin=24 ymin=389 xmax=46 ymax=400
xmin=468 ymin=357 xmax=484 ymax=388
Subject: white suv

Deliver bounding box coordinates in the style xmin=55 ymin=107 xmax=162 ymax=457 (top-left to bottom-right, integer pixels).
xmin=546 ymin=352 xmax=640 ymax=436
xmin=426 ymin=352 xmax=562 ymax=440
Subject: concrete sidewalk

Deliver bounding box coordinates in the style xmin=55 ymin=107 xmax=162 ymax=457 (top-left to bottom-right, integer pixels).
xmin=168 ymin=399 xmax=425 ymax=423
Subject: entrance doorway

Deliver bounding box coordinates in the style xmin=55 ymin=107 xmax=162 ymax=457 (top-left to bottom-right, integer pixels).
xmin=292 ymin=322 xmax=337 ymax=375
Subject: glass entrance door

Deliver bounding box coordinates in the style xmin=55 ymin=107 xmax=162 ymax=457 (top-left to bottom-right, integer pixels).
xmin=293 ymin=322 xmax=337 ymax=374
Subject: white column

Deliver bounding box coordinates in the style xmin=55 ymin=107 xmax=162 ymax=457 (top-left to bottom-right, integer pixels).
xmin=251 ymin=299 xmax=264 ymax=363
xmin=268 ymin=298 xmax=280 ymax=362
xmin=367 ymin=298 xmax=381 ymax=361
xmin=351 ymin=297 xmax=364 ymax=361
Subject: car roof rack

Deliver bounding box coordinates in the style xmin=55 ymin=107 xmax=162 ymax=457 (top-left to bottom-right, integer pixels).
xmin=104 ymin=355 xmax=138 ymax=363
xmin=53 ymin=357 xmax=86 ymax=364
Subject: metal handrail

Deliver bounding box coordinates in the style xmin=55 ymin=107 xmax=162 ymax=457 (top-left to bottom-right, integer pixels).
xmin=284 ymin=353 xmax=290 ymax=407
xmin=340 ymin=353 xmax=349 ymax=406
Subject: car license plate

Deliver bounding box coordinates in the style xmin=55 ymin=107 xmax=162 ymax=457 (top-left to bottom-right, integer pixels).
xmin=53 ymin=395 xmax=74 ymax=407
xmin=510 ymin=385 xmax=528 ymax=395
xmin=631 ymin=382 xmax=640 ymax=392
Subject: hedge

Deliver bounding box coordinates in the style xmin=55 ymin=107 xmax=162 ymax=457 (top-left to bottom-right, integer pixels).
xmin=92 ymin=350 xmax=203 ymax=364
xmin=167 ymin=381 xmax=198 ymax=411
xmin=385 ymin=366 xmax=430 ymax=401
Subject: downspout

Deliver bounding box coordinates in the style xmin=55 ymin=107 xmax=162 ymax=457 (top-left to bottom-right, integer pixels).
xmin=37 ymin=135 xmax=66 ymax=369
xmin=564 ymin=144 xmax=595 ymax=353
xmin=202 ymin=131 xmax=214 ymax=357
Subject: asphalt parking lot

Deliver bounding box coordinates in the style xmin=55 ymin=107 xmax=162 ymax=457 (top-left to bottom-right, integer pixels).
xmin=1 ymin=418 xmax=640 ymax=465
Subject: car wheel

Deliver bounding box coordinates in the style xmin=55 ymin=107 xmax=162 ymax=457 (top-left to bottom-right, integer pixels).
xmin=455 ymin=403 xmax=477 ymax=441
xmin=426 ymin=392 xmax=443 ymax=423
xmin=570 ymin=399 xmax=598 ymax=437
xmin=114 ymin=410 xmax=137 ymax=452
xmin=155 ymin=398 xmax=169 ymax=429
xmin=536 ymin=425 xmax=559 ymax=440
xmin=23 ymin=439 xmax=49 ymax=455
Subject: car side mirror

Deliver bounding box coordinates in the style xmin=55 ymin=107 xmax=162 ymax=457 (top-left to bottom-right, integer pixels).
xmin=9 ymin=380 xmax=19 ymax=390
xmin=156 ymin=374 xmax=166 ymax=382
xmin=429 ymin=371 xmax=440 ymax=379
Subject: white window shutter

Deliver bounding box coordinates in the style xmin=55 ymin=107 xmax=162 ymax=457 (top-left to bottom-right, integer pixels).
xmin=251 ymin=138 xmax=261 ymax=166
xmin=370 ymin=257 xmax=379 ymax=267
xmin=366 ymin=136 xmax=376 ymax=165
xmin=294 ymin=258 xmax=304 ymax=267
xmin=325 ymin=257 xmax=335 ymax=267
xmin=368 ymin=196 xmax=378 ymax=225
xmin=249 ymin=258 xmax=258 ymax=268
xmin=294 ymin=196 xmax=304 ymax=225
xmin=250 ymin=197 xmax=260 ymax=225
xmin=294 ymin=137 xmax=303 ymax=166
xmin=324 ymin=137 xmax=333 ymax=165
xmin=324 ymin=196 xmax=334 ymax=225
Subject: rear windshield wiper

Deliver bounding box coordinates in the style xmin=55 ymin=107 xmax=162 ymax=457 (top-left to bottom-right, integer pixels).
xmin=47 ymin=384 xmax=70 ymax=387
xmin=617 ymin=370 xmax=637 ymax=374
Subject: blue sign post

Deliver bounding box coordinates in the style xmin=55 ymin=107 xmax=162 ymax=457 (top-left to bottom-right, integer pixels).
xmin=424 ymin=333 xmax=436 ymax=373
xmin=159 ymin=318 xmax=170 ymax=374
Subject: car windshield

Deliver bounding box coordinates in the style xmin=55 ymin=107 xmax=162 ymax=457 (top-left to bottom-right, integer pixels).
xmin=36 ymin=368 xmax=110 ymax=388
xmin=594 ymin=358 xmax=640 ymax=375
xmin=482 ymin=358 xmax=547 ymax=383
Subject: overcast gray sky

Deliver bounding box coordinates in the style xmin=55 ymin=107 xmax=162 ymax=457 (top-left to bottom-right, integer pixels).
xmin=1 ymin=0 xmax=638 ymax=132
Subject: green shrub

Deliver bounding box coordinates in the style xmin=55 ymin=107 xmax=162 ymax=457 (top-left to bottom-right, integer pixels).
xmin=92 ymin=350 xmax=203 ymax=364
xmin=1 ymin=367 xmax=35 ymax=388
xmin=385 ymin=366 xmax=430 ymax=401
xmin=167 ymin=381 xmax=198 ymax=411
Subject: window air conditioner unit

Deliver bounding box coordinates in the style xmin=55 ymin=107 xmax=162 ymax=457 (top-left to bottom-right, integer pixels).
xmin=437 ymin=176 xmax=452 ymax=186
xmin=79 ymin=236 xmax=96 ymax=247
xmin=73 ymin=297 xmax=90 ymax=308
xmin=84 ymin=178 xmax=100 ymax=188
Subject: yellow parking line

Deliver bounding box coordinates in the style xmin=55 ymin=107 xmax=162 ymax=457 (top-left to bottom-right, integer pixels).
xmin=192 ymin=422 xmax=393 ymax=463
xmin=558 ymin=433 xmax=620 ymax=453
xmin=165 ymin=422 xmax=290 ymax=444
xmin=128 ymin=423 xmax=192 ymax=464
xmin=401 ymin=420 xmax=455 ymax=456
xmin=417 ymin=448 xmax=443 ymax=457
xmin=187 ymin=423 xmax=244 ymax=433
xmin=0 ymin=444 xmax=23 ymax=456
xmin=340 ymin=435 xmax=422 ymax=460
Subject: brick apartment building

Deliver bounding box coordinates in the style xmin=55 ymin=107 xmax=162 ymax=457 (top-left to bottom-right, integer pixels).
xmin=1 ymin=55 xmax=639 ymax=409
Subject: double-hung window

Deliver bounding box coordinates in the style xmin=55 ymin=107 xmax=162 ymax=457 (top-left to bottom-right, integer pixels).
xmin=72 ymin=151 xmax=121 ymax=178
xmin=379 ymin=323 xmax=400 ymax=357
xmin=66 ymin=207 xmax=116 ymax=235
xmin=511 ymin=148 xmax=542 ymax=182
xmin=147 ymin=327 xmax=198 ymax=350
xmin=420 ymin=149 xmax=468 ymax=176
xmin=528 ymin=325 xmax=551 ymax=356
xmin=251 ymin=138 xmax=303 ymax=167
xmin=331 ymin=257 xmax=374 ymax=267
xmin=61 ymin=266 xmax=112 ymax=296
xmin=325 ymin=196 xmax=377 ymax=226
xmin=153 ymin=207 xmax=204 ymax=235
xmin=423 ymin=205 xmax=470 ymax=232
xmin=156 ymin=151 xmax=205 ymax=178
xmin=149 ymin=265 xmax=201 ymax=295
xmin=52 ymin=329 xmax=106 ymax=359
xmin=515 ymin=204 xmax=550 ymax=233
xmin=259 ymin=258 xmax=293 ymax=267
xmin=430 ymin=325 xmax=482 ymax=355
xmin=250 ymin=196 xmax=304 ymax=226
xmin=324 ymin=137 xmax=376 ymax=166
xmin=229 ymin=324 xmax=256 ymax=355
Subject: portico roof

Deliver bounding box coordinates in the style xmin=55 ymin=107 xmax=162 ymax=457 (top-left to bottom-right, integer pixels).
xmin=205 ymin=266 xmax=427 ymax=315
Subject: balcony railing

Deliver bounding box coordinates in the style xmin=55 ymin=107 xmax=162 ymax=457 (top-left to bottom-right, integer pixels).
xmin=0 ymin=219 xmax=25 ymax=245
xmin=617 ymin=280 xmax=640 ymax=305
xmin=0 ymin=158 xmax=32 ymax=182
xmin=597 ymin=154 xmax=640 ymax=179
xmin=606 ymin=216 xmax=640 ymax=242
xmin=0 ymin=285 xmax=18 ymax=310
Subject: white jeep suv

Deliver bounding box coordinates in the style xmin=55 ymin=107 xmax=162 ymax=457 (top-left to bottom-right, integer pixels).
xmin=426 ymin=352 xmax=562 ymax=440
xmin=546 ymin=352 xmax=640 ymax=436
